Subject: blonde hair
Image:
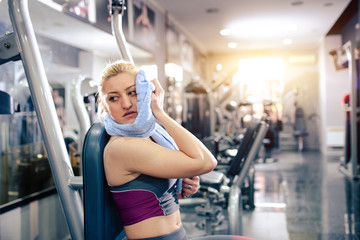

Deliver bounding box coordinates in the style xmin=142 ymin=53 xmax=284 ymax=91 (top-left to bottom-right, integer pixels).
xmin=97 ymin=60 xmax=139 ymax=121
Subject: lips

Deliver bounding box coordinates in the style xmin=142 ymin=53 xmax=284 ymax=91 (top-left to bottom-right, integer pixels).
xmin=123 ymin=111 xmax=137 ymax=117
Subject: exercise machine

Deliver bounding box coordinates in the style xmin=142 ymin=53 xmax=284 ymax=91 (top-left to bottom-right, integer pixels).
xmin=339 ymin=41 xmax=360 ymax=180
xmin=181 ymin=120 xmax=268 ymax=236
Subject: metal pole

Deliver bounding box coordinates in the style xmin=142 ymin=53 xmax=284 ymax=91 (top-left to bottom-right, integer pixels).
xmin=344 ymin=41 xmax=360 ymax=180
xmin=71 ymin=78 xmax=91 ymax=153
xmin=227 ymin=175 xmax=243 ymax=235
xmin=111 ymin=0 xmax=134 ymax=64
xmin=227 ymin=121 xmax=268 ymax=235
xmin=237 ymin=121 xmax=268 ymax=184
xmin=8 ymin=0 xmax=84 ymax=239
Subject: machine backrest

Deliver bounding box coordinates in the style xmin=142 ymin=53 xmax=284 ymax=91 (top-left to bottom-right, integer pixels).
xmin=227 ymin=121 xmax=259 ymax=177
xmin=82 ymin=122 xmax=124 ymax=240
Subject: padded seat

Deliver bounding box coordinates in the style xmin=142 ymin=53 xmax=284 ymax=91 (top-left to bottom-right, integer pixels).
xmin=200 ymin=171 xmax=226 ymax=191
xmin=0 ymin=91 xmax=14 ymax=114
xmin=82 ymin=122 xmax=124 ymax=240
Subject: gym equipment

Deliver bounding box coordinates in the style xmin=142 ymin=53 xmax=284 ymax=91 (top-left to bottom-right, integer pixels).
xmin=339 ymin=41 xmax=360 ymax=180
xmin=82 ymin=122 xmax=125 ymax=240
xmin=5 ymin=0 xmax=84 ymax=238
xmin=183 ymin=80 xmax=214 ymax=139
xmin=190 ymin=120 xmax=268 ymax=235
xmin=110 ymin=0 xmax=134 ymax=64
xmin=0 ymin=91 xmax=14 ymax=114
xmin=0 ymin=32 xmax=21 ymax=65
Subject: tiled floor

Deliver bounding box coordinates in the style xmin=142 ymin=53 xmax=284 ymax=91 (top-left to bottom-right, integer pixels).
xmin=181 ymin=150 xmax=360 ymax=240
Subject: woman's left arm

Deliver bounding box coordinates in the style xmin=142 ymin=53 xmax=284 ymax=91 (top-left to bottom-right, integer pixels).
xmin=177 ymin=176 xmax=200 ymax=199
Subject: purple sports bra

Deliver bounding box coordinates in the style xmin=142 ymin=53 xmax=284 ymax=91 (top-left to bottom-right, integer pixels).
xmin=109 ymin=174 xmax=180 ymax=226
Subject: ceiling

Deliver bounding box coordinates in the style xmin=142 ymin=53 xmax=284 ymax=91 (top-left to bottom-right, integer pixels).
xmin=0 ymin=0 xmax=354 ymax=61
xmin=151 ymin=0 xmax=353 ymax=54
xmin=0 ymin=0 xmax=152 ymax=61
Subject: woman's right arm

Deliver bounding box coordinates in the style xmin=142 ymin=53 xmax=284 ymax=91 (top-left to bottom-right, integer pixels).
xmin=150 ymin=78 xmax=217 ymax=172
xmin=156 ymin=112 xmax=217 ymax=169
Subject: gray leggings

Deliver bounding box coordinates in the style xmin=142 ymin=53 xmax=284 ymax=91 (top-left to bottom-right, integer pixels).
xmin=130 ymin=226 xmax=253 ymax=240
xmin=131 ymin=226 xmax=188 ymax=240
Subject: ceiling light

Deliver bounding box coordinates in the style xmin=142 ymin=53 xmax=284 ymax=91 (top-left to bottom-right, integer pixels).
xmin=283 ymin=39 xmax=292 ymax=45
xmin=228 ymin=42 xmax=238 ymax=48
xmin=220 ymin=29 xmax=230 ymax=36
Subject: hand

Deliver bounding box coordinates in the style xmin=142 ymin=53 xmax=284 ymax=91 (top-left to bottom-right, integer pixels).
xmin=149 ymin=78 xmax=165 ymax=117
xmin=177 ymin=176 xmax=200 ymax=199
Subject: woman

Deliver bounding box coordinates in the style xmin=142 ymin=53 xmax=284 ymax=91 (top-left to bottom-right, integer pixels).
xmin=97 ymin=60 xmax=253 ymax=240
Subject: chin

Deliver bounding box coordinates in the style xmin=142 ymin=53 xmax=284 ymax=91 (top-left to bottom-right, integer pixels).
xmin=121 ymin=118 xmax=136 ymax=124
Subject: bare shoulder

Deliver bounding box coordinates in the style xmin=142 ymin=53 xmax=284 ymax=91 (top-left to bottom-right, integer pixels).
xmin=104 ymin=136 xmax=154 ymax=162
xmin=105 ymin=136 xmax=141 ymax=156
xmin=103 ymin=136 xmax=149 ymax=185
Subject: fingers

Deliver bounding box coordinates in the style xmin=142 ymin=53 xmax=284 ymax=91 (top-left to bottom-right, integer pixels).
xmin=150 ymin=78 xmax=164 ymax=96
xmin=183 ymin=176 xmax=200 ymax=187
xmin=149 ymin=78 xmax=165 ymax=111
xmin=181 ymin=177 xmax=200 ymax=197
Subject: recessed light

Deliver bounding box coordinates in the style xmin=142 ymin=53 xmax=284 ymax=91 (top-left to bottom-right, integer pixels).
xmin=283 ymin=39 xmax=292 ymax=45
xmin=228 ymin=42 xmax=238 ymax=48
xmin=220 ymin=29 xmax=230 ymax=36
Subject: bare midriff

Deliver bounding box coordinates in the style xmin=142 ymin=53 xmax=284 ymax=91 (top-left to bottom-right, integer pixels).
xmin=124 ymin=210 xmax=182 ymax=239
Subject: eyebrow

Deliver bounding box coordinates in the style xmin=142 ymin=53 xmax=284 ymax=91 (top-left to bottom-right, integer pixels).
xmin=106 ymin=84 xmax=136 ymax=95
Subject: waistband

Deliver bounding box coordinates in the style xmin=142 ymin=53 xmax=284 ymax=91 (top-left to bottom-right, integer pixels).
xmin=130 ymin=225 xmax=188 ymax=240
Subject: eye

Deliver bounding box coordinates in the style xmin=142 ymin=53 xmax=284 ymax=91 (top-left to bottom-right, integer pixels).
xmin=108 ymin=96 xmax=119 ymax=102
xmin=129 ymin=91 xmax=137 ymax=96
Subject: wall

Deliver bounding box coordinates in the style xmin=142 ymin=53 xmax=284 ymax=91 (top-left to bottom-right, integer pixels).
xmin=318 ymin=35 xmax=351 ymax=153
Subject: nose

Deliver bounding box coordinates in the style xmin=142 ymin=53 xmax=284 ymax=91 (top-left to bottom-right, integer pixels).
xmin=121 ymin=96 xmax=133 ymax=110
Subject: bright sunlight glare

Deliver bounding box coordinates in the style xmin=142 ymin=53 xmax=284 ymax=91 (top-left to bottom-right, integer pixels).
xmin=233 ymin=57 xmax=284 ymax=102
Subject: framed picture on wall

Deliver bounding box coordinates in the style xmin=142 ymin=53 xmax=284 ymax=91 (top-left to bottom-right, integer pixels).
xmin=132 ymin=0 xmax=155 ymax=52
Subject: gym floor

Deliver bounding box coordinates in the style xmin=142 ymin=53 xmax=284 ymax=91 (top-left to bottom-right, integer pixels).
xmin=181 ymin=150 xmax=360 ymax=240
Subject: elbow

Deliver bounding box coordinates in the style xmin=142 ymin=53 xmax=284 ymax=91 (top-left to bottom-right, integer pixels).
xmin=210 ymin=156 xmax=218 ymax=170
xmin=186 ymin=151 xmax=218 ymax=175
xmin=190 ymin=155 xmax=217 ymax=176
xmin=203 ymin=155 xmax=218 ymax=173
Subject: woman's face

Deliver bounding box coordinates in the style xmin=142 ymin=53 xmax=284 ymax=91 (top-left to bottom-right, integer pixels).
xmin=102 ymin=72 xmax=138 ymax=124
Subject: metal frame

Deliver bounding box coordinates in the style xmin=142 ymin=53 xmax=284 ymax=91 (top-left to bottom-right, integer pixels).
xmin=342 ymin=41 xmax=360 ymax=180
xmin=227 ymin=120 xmax=268 ymax=235
xmin=7 ymin=0 xmax=84 ymax=238
xmin=71 ymin=77 xmax=92 ymax=150
xmin=111 ymin=0 xmax=134 ymax=64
